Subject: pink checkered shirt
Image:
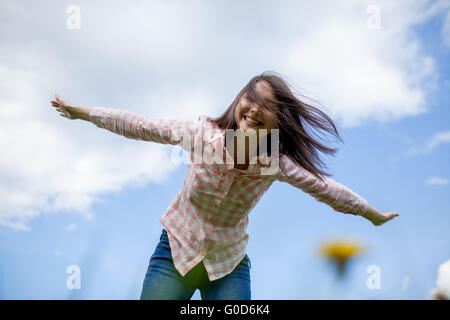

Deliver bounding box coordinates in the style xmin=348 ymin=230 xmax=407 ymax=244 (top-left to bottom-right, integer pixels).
xmin=89 ymin=107 xmax=370 ymax=281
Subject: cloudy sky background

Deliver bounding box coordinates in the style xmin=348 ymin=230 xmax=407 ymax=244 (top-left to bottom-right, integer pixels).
xmin=1 ymin=0 xmax=449 ymax=299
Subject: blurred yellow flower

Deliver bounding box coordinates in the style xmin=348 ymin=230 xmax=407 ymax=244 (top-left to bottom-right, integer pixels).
xmin=319 ymin=239 xmax=365 ymax=278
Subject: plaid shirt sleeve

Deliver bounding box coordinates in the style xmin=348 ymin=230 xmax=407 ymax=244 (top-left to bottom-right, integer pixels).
xmin=276 ymin=155 xmax=369 ymax=215
xmin=89 ymin=107 xmax=200 ymax=149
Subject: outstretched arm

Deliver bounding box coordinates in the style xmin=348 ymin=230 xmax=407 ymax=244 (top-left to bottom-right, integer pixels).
xmin=276 ymin=154 xmax=399 ymax=226
xmin=50 ymin=94 xmax=200 ymax=147
xmin=360 ymin=204 xmax=399 ymax=226
xmin=51 ymin=94 xmax=87 ymax=120
xmin=71 ymin=105 xmax=91 ymax=121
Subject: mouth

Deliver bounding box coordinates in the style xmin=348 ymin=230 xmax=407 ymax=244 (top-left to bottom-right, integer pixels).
xmin=243 ymin=114 xmax=264 ymax=127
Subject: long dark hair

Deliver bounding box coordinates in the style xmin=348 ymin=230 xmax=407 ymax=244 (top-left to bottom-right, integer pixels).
xmin=209 ymin=70 xmax=343 ymax=182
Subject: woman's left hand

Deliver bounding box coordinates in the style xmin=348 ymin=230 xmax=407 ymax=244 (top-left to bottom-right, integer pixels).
xmin=370 ymin=212 xmax=400 ymax=226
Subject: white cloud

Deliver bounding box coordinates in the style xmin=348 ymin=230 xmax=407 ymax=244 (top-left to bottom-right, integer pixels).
xmin=407 ymin=130 xmax=450 ymax=155
xmin=443 ymin=10 xmax=450 ymax=47
xmin=66 ymin=224 xmax=79 ymax=231
xmin=429 ymin=259 xmax=450 ymax=299
xmin=426 ymin=131 xmax=450 ymax=150
xmin=421 ymin=0 xmax=450 ymax=47
xmin=401 ymin=276 xmax=410 ymax=292
xmin=0 ymin=61 xmax=189 ymax=230
xmin=425 ymin=176 xmax=449 ymax=186
xmin=280 ymin=0 xmax=440 ymax=127
xmin=0 ymin=0 xmax=447 ymax=230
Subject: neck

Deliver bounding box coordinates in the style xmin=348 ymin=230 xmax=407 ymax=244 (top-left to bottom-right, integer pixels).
xmin=225 ymin=135 xmax=261 ymax=166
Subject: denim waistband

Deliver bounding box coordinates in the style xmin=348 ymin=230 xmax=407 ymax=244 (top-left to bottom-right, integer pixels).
xmin=160 ymin=228 xmax=251 ymax=268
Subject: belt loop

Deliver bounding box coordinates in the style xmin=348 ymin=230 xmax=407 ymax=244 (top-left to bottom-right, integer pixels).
xmin=245 ymin=254 xmax=251 ymax=269
xmin=161 ymin=229 xmax=167 ymax=240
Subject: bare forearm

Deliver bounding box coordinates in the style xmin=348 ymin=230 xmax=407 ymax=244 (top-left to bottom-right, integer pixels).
xmin=73 ymin=105 xmax=92 ymax=121
xmin=360 ymin=204 xmax=400 ymax=226
xmin=361 ymin=204 xmax=383 ymax=220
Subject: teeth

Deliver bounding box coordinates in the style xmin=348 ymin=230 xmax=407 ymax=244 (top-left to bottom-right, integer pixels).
xmin=244 ymin=115 xmax=262 ymax=125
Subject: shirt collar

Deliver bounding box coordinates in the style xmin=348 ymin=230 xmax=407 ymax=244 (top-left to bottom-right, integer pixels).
xmin=201 ymin=116 xmax=275 ymax=172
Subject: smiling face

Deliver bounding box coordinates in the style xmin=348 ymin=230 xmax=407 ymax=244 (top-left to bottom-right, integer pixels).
xmin=234 ymin=80 xmax=278 ymax=136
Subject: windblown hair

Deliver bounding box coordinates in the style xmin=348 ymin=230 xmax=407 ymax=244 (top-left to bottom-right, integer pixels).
xmin=209 ymin=71 xmax=343 ymax=182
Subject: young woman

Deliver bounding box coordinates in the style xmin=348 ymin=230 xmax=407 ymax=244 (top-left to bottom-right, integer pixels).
xmin=50 ymin=71 xmax=399 ymax=300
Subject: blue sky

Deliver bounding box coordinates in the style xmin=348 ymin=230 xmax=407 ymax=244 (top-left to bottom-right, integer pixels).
xmin=1 ymin=0 xmax=449 ymax=299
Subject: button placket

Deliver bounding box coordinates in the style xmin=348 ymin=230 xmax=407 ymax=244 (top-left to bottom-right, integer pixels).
xmin=222 ymin=172 xmax=234 ymax=192
xmin=201 ymin=238 xmax=210 ymax=256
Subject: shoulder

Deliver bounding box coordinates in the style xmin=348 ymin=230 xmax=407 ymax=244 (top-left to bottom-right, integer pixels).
xmin=196 ymin=115 xmax=216 ymax=131
xmin=197 ymin=115 xmax=214 ymax=124
xmin=178 ymin=115 xmax=212 ymax=132
xmin=197 ymin=115 xmax=209 ymax=123
xmin=278 ymin=154 xmax=295 ymax=173
xmin=270 ymin=153 xmax=290 ymax=180
xmin=276 ymin=154 xmax=311 ymax=181
xmin=196 ymin=115 xmax=224 ymax=142
xmin=197 ymin=115 xmax=220 ymax=130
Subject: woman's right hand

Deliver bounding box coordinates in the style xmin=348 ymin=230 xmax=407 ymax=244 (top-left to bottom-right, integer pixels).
xmin=50 ymin=94 xmax=78 ymax=120
xmin=360 ymin=204 xmax=400 ymax=226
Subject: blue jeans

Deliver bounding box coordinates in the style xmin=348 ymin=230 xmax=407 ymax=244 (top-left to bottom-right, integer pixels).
xmin=140 ymin=229 xmax=252 ymax=300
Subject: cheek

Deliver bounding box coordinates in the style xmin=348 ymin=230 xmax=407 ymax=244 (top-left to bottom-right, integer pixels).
xmin=235 ymin=105 xmax=242 ymax=117
xmin=235 ymin=111 xmax=243 ymax=124
xmin=234 ymin=109 xmax=239 ymax=122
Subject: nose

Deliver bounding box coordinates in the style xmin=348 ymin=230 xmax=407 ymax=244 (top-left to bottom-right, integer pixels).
xmin=249 ymin=105 xmax=261 ymax=115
